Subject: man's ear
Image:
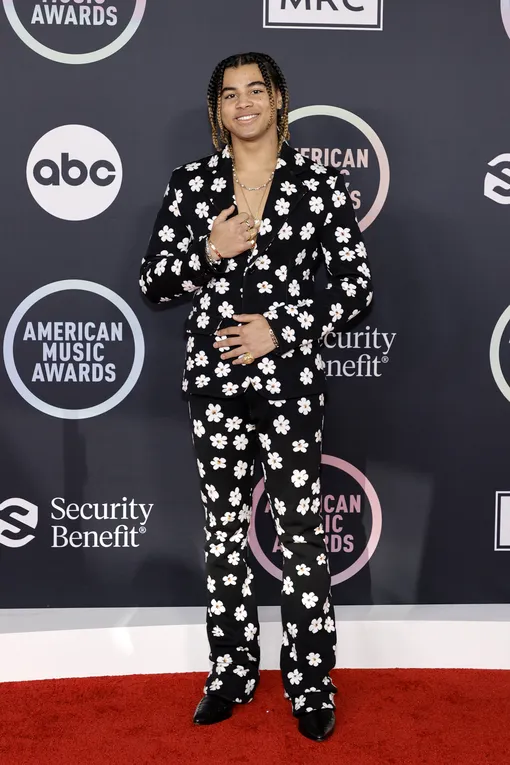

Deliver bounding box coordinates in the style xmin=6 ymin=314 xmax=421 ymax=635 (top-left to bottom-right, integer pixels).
xmin=276 ymin=88 xmax=283 ymax=110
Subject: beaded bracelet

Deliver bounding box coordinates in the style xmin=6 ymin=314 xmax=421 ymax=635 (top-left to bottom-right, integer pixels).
xmin=268 ymin=325 xmax=280 ymax=350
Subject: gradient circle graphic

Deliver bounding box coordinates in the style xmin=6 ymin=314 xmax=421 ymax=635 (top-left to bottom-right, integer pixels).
xmin=289 ymin=105 xmax=390 ymax=232
xmin=503 ymin=0 xmax=510 ymax=40
xmin=3 ymin=280 xmax=145 ymax=419
xmin=248 ymin=454 xmax=382 ymax=586
xmin=2 ymin=0 xmax=146 ymax=64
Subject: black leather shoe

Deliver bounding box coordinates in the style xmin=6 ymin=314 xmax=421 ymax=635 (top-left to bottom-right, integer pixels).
xmin=298 ymin=709 xmax=335 ymax=741
xmin=192 ymin=695 xmax=234 ymax=725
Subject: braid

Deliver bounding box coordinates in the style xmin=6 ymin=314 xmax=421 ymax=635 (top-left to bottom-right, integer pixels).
xmin=206 ymin=52 xmax=291 ymax=154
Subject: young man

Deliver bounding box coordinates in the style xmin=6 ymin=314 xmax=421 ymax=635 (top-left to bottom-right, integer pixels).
xmin=140 ymin=52 xmax=373 ymax=742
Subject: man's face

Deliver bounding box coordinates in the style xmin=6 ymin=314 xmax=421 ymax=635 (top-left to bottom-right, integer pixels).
xmin=220 ymin=63 xmax=282 ymax=144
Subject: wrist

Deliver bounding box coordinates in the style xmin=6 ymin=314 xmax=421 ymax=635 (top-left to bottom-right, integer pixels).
xmin=267 ymin=322 xmax=280 ymax=351
xmin=205 ymin=238 xmax=222 ymax=264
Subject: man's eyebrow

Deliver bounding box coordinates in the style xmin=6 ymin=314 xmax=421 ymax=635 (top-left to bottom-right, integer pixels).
xmin=220 ymin=81 xmax=266 ymax=94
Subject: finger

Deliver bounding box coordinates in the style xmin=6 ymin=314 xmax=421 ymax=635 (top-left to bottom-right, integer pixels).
xmin=213 ymin=335 xmax=242 ymax=349
xmin=233 ymin=350 xmax=256 ymax=366
xmin=215 ymin=326 xmax=242 ymax=336
xmin=215 ymin=205 xmax=236 ymax=223
xmin=233 ymin=314 xmax=259 ymax=322
xmin=221 ymin=346 xmax=248 ymax=361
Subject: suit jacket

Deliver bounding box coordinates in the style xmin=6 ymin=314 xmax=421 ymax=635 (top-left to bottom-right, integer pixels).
xmin=140 ymin=141 xmax=373 ymax=399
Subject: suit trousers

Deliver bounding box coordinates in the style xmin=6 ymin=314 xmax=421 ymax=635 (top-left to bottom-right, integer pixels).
xmin=188 ymin=386 xmax=337 ymax=717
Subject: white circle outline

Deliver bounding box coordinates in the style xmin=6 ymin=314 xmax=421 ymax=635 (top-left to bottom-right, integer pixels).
xmin=2 ymin=0 xmax=146 ymax=65
xmin=490 ymin=305 xmax=510 ymax=402
xmin=502 ymin=0 xmax=510 ymax=40
xmin=289 ymin=104 xmax=390 ymax=231
xmin=3 ymin=279 xmax=145 ymax=420
xmin=248 ymin=454 xmax=383 ymax=586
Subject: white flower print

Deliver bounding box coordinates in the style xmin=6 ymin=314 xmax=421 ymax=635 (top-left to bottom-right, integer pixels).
xmin=189 ymin=253 xmax=201 ymax=271
xmin=255 ymin=254 xmax=271 ymax=271
xmin=244 ymin=623 xmax=257 ymax=641
xmin=330 ymin=303 xmax=344 ymax=321
xmin=193 ymin=419 xmax=205 ymax=438
xmin=274 ymin=498 xmax=286 ymax=515
xmin=282 ymin=576 xmax=294 ymax=595
xmin=303 ymin=178 xmax=319 ymax=191
xmin=296 ymin=249 xmax=307 ymax=266
xmin=300 ymin=222 xmax=315 ymax=241
xmin=288 ymin=281 xmax=300 ymax=298
xmin=300 ymin=339 xmax=313 ymax=355
xmin=292 ymin=469 xmax=309 ymax=488
xmin=207 ymin=576 xmax=216 ymax=593
xmin=281 ymin=326 xmax=296 ymax=344
xmin=215 ymin=530 xmax=227 ymax=542
xmin=332 ymin=190 xmax=346 ymax=207
xmin=259 ymin=217 xmax=272 ymax=235
xmin=296 ymin=564 xmax=311 ymax=576
xmin=221 ymin=511 xmax=236 ymax=525
xmin=233 ymin=433 xmax=249 ymax=450
xmin=259 ymin=433 xmax=271 ymax=450
xmin=309 ymin=618 xmax=323 ymax=634
xmin=266 ymin=378 xmax=281 ymax=394
xmin=267 ymin=451 xmax=283 ymax=470
xmin=257 ymin=281 xmax=273 ymax=294
xmin=292 ymin=439 xmax=308 ymax=453
xmin=324 ymin=616 xmax=335 ymax=633
xmin=300 ymin=368 xmax=314 ymax=385
xmin=154 ymin=259 xmax=167 ymax=276
xmin=358 ymin=262 xmax=371 ymax=278
xmin=229 ymin=487 xmax=242 ymax=506
xmin=210 ymin=433 xmax=227 ymax=450
xmin=228 ymin=551 xmax=240 ymax=566
xmin=297 ymin=312 xmax=314 ymax=330
xmin=196 ymin=313 xmax=210 ymax=329
xmin=281 ymin=180 xmax=297 ymax=196
xmin=206 ymin=483 xmax=219 ymax=502
xmin=311 ymin=479 xmax=321 ymax=495
xmin=210 ymin=599 xmax=225 ymax=615
xmin=294 ymin=695 xmax=306 ymax=711
xmin=342 ymin=281 xmax=357 ymax=297
xmin=211 ymin=177 xmax=227 ymax=192
xmin=195 ymin=350 xmax=208 ymax=367
xmin=158 ymin=225 xmax=175 ymax=242
xmin=212 ymin=626 xmax=224 ymax=638
xmin=311 ymin=162 xmax=327 ymax=174
xmin=200 ymin=294 xmax=211 ymax=310
xmin=249 ymin=376 xmax=263 ymax=391
xmin=355 ymin=241 xmax=367 ymax=258
xmin=306 ymin=652 xmax=322 ymax=667
xmin=195 ymin=201 xmax=209 ymax=218
xmin=233 ymin=665 xmax=249 ymax=678
xmin=282 ymin=631 xmax=289 ymax=647
xmin=340 ymin=247 xmax=356 ymax=262
xmin=278 ymin=222 xmax=293 ymax=240
xmin=298 ymin=397 xmax=311 ymax=415
xmin=290 ymin=644 xmax=298 ymax=661
xmin=245 ymin=679 xmax=256 ymax=696
xmin=214 ymin=361 xmax=230 ymax=378
xmin=189 ymin=176 xmax=204 ymax=192
xmin=208 ymin=154 xmax=219 ymax=168
xmin=325 ymin=212 xmax=333 ymax=225
xmin=210 ymin=456 xmax=226 ymax=470
xmin=235 ymin=605 xmax=248 ymax=621
xmin=311 ymin=498 xmax=320 ymax=513
xmin=218 ymin=300 xmax=235 ymax=317
xmin=275 ymin=197 xmax=290 ymax=216
xmin=287 ymin=670 xmax=303 ymax=686
xmin=335 ymin=226 xmax=351 ymax=244
xmin=323 ymin=598 xmax=330 ymax=614
xmin=197 ymin=460 xmax=205 ymax=479
xmin=216 ymin=654 xmax=233 ymax=674
xmin=222 ymin=382 xmax=239 ymax=396
xmin=182 ymin=280 xmax=196 ymax=292
xmin=214 ymin=278 xmax=229 ymax=294
xmin=273 ymin=415 xmax=290 ymax=435
xmin=295 ymin=152 xmax=305 ymax=166
xmin=225 ymin=416 xmax=242 ymax=432
xmin=185 ymin=162 xmax=200 ymax=171
xmin=297 ymin=498 xmax=310 ymax=515
xmin=209 ymin=679 xmax=223 ymax=691
xmin=234 ymin=461 xmax=248 ymax=479
xmin=275 ymin=265 xmax=287 ymax=281
xmin=287 ymin=623 xmax=298 ymax=639
xmin=309 ymin=196 xmax=324 ymax=214
xmin=209 ymin=542 xmax=225 ymax=557
xmin=195 ymin=374 xmax=210 ymax=388
xmin=293 ymin=535 xmax=306 ymax=543
xmin=302 ymin=592 xmax=319 ymax=609
xmin=317 ymin=553 xmax=327 ymax=565
xmin=258 ymin=357 xmax=276 ymax=375
xmin=223 ymin=574 xmax=237 ymax=586
xmin=239 ymin=504 xmax=251 ymax=523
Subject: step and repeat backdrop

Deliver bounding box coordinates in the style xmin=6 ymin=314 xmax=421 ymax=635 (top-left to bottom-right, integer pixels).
xmin=0 ymin=0 xmax=509 ymax=608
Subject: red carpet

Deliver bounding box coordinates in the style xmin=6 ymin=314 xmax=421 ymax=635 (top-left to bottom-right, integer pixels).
xmin=1 ymin=669 xmax=509 ymax=764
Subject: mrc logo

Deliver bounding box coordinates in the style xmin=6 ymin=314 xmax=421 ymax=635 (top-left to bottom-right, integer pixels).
xmin=263 ymin=0 xmax=383 ymax=30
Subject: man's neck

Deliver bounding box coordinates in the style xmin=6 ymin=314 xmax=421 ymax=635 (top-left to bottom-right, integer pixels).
xmin=229 ymin=131 xmax=279 ymax=173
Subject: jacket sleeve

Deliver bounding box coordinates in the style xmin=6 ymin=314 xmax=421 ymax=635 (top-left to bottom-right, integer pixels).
xmin=139 ymin=168 xmax=227 ymax=304
xmin=268 ymin=171 xmax=373 ymax=356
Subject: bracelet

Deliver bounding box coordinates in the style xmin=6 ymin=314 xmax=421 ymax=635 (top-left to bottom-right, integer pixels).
xmin=209 ymin=240 xmax=223 ymax=260
xmin=205 ymin=238 xmax=222 ymax=266
xmin=268 ymin=325 xmax=279 ymax=350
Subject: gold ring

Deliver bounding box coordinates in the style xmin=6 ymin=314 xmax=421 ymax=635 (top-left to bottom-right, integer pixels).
xmin=241 ymin=351 xmax=254 ymax=365
xmin=244 ymin=219 xmax=253 ymax=229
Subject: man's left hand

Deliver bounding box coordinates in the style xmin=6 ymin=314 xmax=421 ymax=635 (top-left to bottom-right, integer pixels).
xmin=213 ymin=313 xmax=277 ymax=365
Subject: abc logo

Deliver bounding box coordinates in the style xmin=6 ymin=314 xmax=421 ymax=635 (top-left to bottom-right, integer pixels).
xmin=26 ymin=125 xmax=123 ymax=220
xmin=0 ymin=498 xmax=38 ymax=548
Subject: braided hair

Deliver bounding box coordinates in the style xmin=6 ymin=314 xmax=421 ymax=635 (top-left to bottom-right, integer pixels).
xmin=207 ymin=52 xmax=290 ymax=153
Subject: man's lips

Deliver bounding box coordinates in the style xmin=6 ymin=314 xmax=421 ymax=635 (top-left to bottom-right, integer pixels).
xmin=236 ymin=114 xmax=259 ymax=122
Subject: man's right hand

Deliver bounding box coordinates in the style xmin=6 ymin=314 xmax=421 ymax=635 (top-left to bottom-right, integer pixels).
xmin=208 ymin=205 xmax=260 ymax=259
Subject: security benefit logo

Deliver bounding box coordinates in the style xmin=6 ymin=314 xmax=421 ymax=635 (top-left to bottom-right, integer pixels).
xmin=264 ymin=0 xmax=383 ymax=30
xmin=484 ymin=154 xmax=510 ymax=205
xmin=0 ymin=499 xmax=38 ymax=548
xmin=2 ymin=0 xmax=146 ymax=64
xmin=249 ymin=455 xmax=382 ymax=586
xmin=0 ymin=497 xmax=154 ymax=550
xmin=27 ymin=125 xmax=122 ymax=221
xmin=324 ymin=324 xmax=395 ymax=378
xmin=3 ymin=280 xmax=145 ymax=419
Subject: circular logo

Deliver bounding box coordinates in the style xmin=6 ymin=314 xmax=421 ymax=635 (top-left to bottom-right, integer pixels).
xmin=2 ymin=0 xmax=146 ymax=65
xmin=3 ymin=280 xmax=144 ymax=419
xmin=248 ymin=454 xmax=382 ymax=586
xmin=26 ymin=125 xmax=122 ymax=220
xmin=289 ymin=105 xmax=390 ymax=231
xmin=502 ymin=0 xmax=510 ymax=40
xmin=490 ymin=305 xmax=510 ymax=402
